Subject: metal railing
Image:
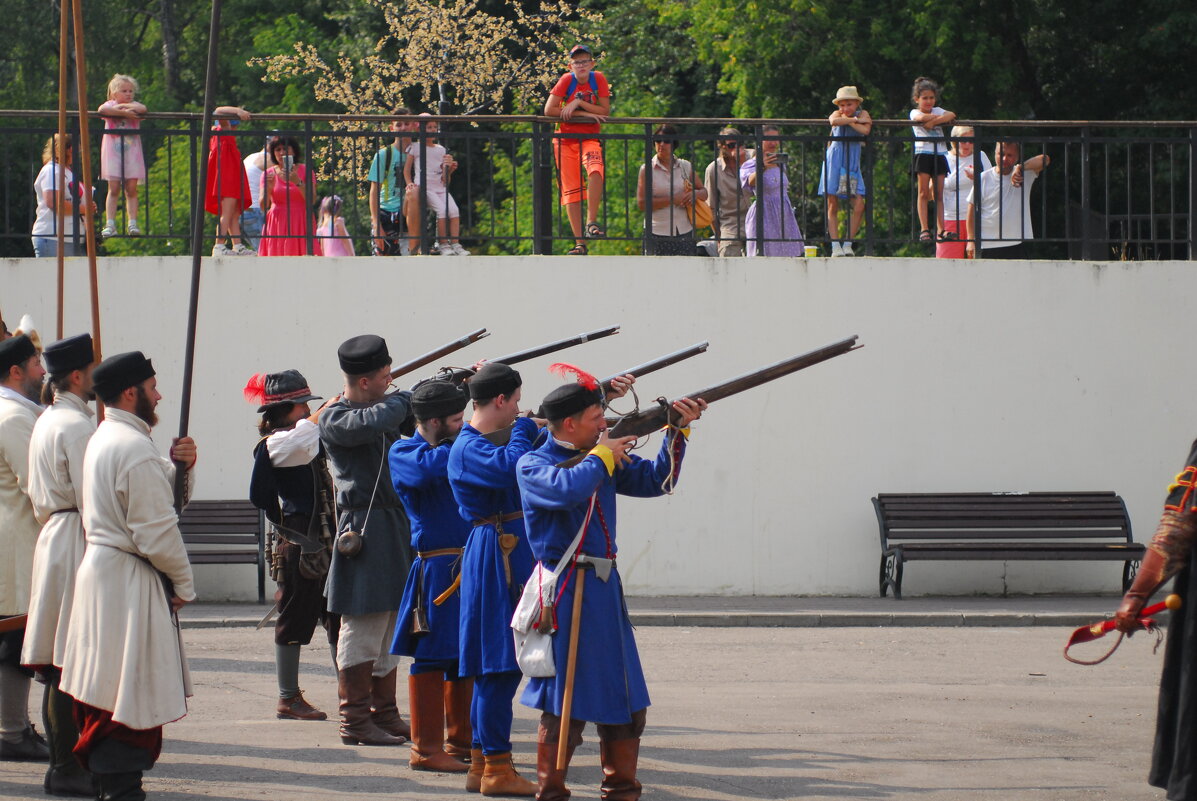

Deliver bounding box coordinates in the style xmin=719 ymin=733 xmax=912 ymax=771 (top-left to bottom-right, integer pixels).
xmin=2 ymin=110 xmax=1194 ymax=260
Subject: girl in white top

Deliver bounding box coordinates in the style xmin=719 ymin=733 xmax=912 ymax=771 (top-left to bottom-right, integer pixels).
xmin=403 ymin=114 xmax=468 ymax=255
xmin=32 ymin=135 xmax=93 ymax=258
xmin=937 ymin=126 xmax=992 ymax=259
xmin=909 ymin=77 xmax=956 ymax=244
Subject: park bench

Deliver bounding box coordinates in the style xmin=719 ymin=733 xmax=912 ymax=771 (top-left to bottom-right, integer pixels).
xmin=178 ymin=499 xmax=266 ymax=603
xmin=872 ymin=491 xmax=1144 ymax=599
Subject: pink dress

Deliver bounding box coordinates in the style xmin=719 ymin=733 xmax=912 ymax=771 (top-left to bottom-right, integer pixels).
xmin=259 ymin=164 xmax=312 ymax=256
xmin=99 ymin=100 xmax=145 ymax=182
xmin=315 ymin=218 xmax=355 ymax=257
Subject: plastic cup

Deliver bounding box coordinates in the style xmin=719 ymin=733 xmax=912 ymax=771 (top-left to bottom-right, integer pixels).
xmin=804 ymin=245 xmax=819 ymax=258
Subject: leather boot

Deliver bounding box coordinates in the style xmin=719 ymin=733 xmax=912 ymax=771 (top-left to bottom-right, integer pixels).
xmin=277 ymin=689 xmax=328 ymax=721
xmin=338 ymin=663 xmax=405 ymax=745
xmin=599 ymin=739 xmax=642 ymax=801
xmin=371 ymin=669 xmax=411 ymax=740
xmin=97 ymin=771 xmax=146 ymax=801
xmin=480 ymin=751 xmax=537 ymax=797
xmin=465 ymin=748 xmax=485 ymax=793
xmin=536 ymin=739 xmax=577 ymax=801
xmin=408 ymin=673 xmax=468 ymax=772
xmin=43 ymin=677 xmax=93 ymax=796
xmin=444 ymin=677 xmax=474 ymax=762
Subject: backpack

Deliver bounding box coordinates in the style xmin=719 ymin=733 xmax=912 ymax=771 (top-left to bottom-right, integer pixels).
xmin=565 ymin=71 xmax=599 ymax=104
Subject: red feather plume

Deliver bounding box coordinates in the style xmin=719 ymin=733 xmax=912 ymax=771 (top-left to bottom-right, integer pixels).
xmin=243 ymin=373 xmax=268 ymax=406
xmin=548 ymin=362 xmax=598 ymax=391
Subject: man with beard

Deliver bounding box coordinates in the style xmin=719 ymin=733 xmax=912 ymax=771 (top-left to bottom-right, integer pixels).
xmin=319 ymin=335 xmax=413 ymax=747
xmin=59 ymin=351 xmax=198 ymax=801
xmin=246 ymin=370 xmax=335 ymax=722
xmin=0 ymin=334 xmax=50 ymax=764
xmin=21 ymin=334 xmax=97 ymax=796
xmin=388 ymin=380 xmax=473 ymax=773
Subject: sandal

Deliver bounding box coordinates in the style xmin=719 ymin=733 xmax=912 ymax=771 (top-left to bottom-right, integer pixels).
xmin=567 ymin=242 xmax=588 ymax=255
xmin=937 ymin=230 xmax=958 ymax=242
xmin=585 ymin=221 xmax=605 ymax=239
xmin=919 ymin=229 xmax=933 ymax=243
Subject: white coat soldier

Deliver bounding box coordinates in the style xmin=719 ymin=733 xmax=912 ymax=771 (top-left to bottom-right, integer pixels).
xmin=245 ymin=369 xmax=336 ymax=721
xmin=0 ymin=334 xmax=50 ymax=764
xmin=59 ymin=352 xmax=198 ymax=801
xmin=319 ymin=335 xmax=414 ymax=746
xmin=21 ymin=333 xmax=97 ymax=796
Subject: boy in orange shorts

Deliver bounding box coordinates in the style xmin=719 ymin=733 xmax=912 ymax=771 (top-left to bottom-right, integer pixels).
xmin=544 ymin=44 xmax=610 ymax=255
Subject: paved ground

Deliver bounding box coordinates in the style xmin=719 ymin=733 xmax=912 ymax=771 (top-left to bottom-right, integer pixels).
xmin=0 ymin=599 xmax=1171 ymax=800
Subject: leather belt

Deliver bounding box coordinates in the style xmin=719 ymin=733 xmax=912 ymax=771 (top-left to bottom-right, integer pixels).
xmin=417 ymin=548 xmax=463 ymax=559
xmin=471 ymin=511 xmax=523 ymax=527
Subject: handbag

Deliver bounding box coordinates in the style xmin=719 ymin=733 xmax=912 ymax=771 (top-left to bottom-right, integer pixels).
xmin=336 ymin=436 xmax=387 ymax=558
xmin=683 ymin=163 xmax=714 ymax=231
xmin=511 ymin=495 xmax=595 ymax=678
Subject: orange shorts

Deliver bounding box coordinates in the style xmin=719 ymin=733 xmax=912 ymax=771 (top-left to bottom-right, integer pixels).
xmin=553 ymin=137 xmax=604 ymax=205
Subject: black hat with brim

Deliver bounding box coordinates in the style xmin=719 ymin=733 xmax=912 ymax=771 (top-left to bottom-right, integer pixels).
xmin=542 ymin=382 xmax=603 ymax=421
xmin=257 ymin=369 xmax=321 ymax=413
xmin=93 ymin=351 xmax=155 ymax=399
xmin=412 ymin=380 xmax=469 ymax=421
xmin=43 ymin=333 xmax=95 ymax=376
xmin=468 ymin=363 xmax=522 ymax=401
xmin=338 ymin=335 xmax=391 ymax=375
xmin=0 ymin=334 xmax=36 ymax=374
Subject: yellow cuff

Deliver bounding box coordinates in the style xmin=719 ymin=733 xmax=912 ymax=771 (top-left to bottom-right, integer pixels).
xmin=662 ymin=425 xmax=691 ymax=439
xmin=588 ymin=445 xmax=615 ymax=475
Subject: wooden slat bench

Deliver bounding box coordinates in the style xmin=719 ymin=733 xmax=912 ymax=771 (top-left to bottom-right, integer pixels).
xmin=178 ymin=499 xmax=266 ymax=603
xmin=872 ymin=491 xmax=1145 ymax=599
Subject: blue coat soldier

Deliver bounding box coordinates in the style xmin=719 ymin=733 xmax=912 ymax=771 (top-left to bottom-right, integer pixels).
xmin=319 ymin=335 xmax=413 ymax=747
xmin=388 ymin=380 xmax=474 ymax=772
xmin=517 ymin=378 xmax=705 ymax=801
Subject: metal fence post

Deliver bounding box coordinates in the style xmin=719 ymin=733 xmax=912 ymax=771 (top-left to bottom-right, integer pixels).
xmin=1190 ymin=127 xmax=1197 ymax=260
xmin=1080 ymin=126 xmax=1091 ymax=260
xmin=532 ymin=121 xmax=552 ymax=255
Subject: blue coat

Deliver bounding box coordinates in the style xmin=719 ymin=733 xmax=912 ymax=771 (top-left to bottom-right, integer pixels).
xmin=388 ymin=431 xmax=470 ymax=662
xmin=447 ymin=417 xmax=542 ymax=676
xmin=517 ymin=430 xmax=687 ymax=725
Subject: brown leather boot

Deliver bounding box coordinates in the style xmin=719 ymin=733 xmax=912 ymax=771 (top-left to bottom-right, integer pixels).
xmin=536 ymin=739 xmax=577 ymax=801
xmin=465 ymin=748 xmax=485 ymax=792
xmin=277 ymin=689 xmax=328 ymax=721
xmin=370 ymin=668 xmax=412 ymax=740
xmin=338 ymin=663 xmax=405 ymax=746
xmin=599 ymin=739 xmax=642 ymax=801
xmin=444 ymin=677 xmax=474 ymax=762
xmin=480 ymin=751 xmax=537 ymax=797
xmin=408 ymin=672 xmax=469 ymax=772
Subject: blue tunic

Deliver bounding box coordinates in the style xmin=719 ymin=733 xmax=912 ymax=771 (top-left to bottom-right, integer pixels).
xmin=517 ymin=430 xmax=687 ymax=725
xmin=388 ymin=431 xmax=469 ymax=662
xmin=448 ymin=417 xmax=542 ymax=676
xmin=319 ymin=391 xmax=414 ymax=616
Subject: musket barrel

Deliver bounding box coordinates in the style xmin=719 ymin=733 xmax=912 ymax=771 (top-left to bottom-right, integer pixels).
xmin=599 ymin=341 xmax=709 ymax=390
xmin=492 ymin=325 xmax=620 ymax=366
xmin=390 ymin=328 xmax=489 ymax=379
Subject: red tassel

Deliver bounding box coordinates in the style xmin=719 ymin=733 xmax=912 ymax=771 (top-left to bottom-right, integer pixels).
xmin=548 ymin=362 xmax=598 ymax=390
xmin=243 ymin=373 xmax=267 ymax=406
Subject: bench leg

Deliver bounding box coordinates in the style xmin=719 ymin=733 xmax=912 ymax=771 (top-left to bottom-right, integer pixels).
xmin=1123 ymin=560 xmax=1139 ymax=593
xmin=880 ymin=553 xmax=902 ymax=599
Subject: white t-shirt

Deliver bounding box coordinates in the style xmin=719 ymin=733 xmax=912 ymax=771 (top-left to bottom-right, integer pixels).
xmin=942 ymin=151 xmax=993 ymax=222
xmin=243 ymin=150 xmax=265 ymax=210
xmin=32 ymin=162 xmax=76 ymax=237
xmin=406 ymin=142 xmax=446 ymax=187
xmin=910 ymin=107 xmax=948 ymax=155
xmin=967 ymin=167 xmax=1039 ymax=248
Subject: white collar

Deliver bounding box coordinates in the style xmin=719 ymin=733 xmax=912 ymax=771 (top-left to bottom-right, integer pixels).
xmin=0 ymin=385 xmax=43 ymax=414
xmin=103 ymin=406 xmax=153 ymax=436
xmin=53 ymin=390 xmax=95 ymax=418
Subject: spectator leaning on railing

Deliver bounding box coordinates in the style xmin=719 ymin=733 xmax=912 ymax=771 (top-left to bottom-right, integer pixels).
xmin=965 ymin=141 xmax=1050 ymax=259
xmin=637 ymin=123 xmax=707 ymax=256
xmin=704 ymin=127 xmax=754 ymax=257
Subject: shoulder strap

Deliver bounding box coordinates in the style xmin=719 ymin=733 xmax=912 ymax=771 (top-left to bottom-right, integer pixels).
xmin=566 ymin=73 xmax=578 ymax=99
xmin=548 ymin=494 xmax=596 ymax=581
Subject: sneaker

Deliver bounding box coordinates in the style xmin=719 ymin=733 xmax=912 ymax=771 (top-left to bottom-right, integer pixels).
xmin=449 ymin=243 xmax=470 ymax=256
xmin=211 ymin=243 xmax=228 ymax=257
xmin=231 ymin=244 xmax=256 ymax=256
xmin=127 ymin=222 xmax=142 ymax=236
xmin=842 ymin=242 xmax=855 ymax=256
xmin=830 ymin=241 xmax=844 ymax=257
xmin=428 ymin=242 xmax=441 ymax=255
xmin=101 ymin=224 xmax=116 ymax=239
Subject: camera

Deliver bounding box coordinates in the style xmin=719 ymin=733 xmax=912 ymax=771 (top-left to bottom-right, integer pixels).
xmin=774 ymin=152 xmax=790 ymax=164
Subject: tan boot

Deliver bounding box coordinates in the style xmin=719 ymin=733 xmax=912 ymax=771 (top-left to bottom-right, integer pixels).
xmin=370 ymin=669 xmax=412 ymax=740
xmin=480 ymin=751 xmax=537 ymax=797
xmin=536 ymin=739 xmax=576 ymax=801
xmin=599 ymin=739 xmax=642 ymax=801
xmin=465 ymin=748 xmax=485 ymax=792
xmin=408 ymin=673 xmax=468 ymax=772
xmin=338 ymin=663 xmax=405 ymax=746
xmin=277 ymin=689 xmax=327 ymax=721
xmin=445 ymin=677 xmax=475 ymax=762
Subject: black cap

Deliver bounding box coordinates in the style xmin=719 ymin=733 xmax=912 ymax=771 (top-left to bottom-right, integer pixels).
xmin=412 ymin=380 xmax=469 ymax=421
xmin=542 ymin=383 xmax=603 ymax=421
xmin=569 ymin=44 xmax=593 ymax=58
xmin=0 ymin=334 xmax=36 ymax=374
xmin=338 ymin=335 xmax=391 ymax=375
xmin=43 ymin=333 xmax=94 ymax=376
xmin=248 ymin=370 xmax=321 ymax=413
xmin=92 ymin=351 xmax=155 ymax=400
xmin=467 ymin=363 xmax=522 ymax=401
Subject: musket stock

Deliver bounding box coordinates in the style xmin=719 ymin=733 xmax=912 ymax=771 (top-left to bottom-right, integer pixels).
xmin=390 ymin=328 xmax=489 ymax=380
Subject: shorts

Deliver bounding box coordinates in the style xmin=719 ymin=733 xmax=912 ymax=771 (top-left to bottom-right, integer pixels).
xmin=412 ymin=185 xmax=459 ymax=220
xmin=374 ymin=208 xmax=405 ymax=256
xmin=914 ymin=153 xmax=950 ymax=176
xmin=553 ymin=137 xmax=604 ymax=205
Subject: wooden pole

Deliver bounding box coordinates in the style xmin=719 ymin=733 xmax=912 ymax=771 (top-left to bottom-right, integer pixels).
xmin=70 ymin=0 xmax=100 ymax=355
xmin=55 ymin=0 xmax=69 ymax=338
xmin=556 ymin=568 xmax=585 ymax=770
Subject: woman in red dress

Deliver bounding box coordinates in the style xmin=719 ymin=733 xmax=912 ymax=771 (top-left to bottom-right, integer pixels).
xmin=259 ymin=136 xmax=317 ymax=256
xmin=203 ymin=106 xmax=255 ymax=256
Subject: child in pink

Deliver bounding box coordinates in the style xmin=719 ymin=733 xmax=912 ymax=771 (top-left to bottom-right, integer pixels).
xmin=315 ymin=195 xmax=355 ymax=257
xmin=98 ymin=74 xmax=146 ymax=237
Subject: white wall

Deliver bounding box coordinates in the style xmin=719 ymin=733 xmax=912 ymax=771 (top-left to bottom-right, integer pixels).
xmin=4 ymin=254 xmax=1193 ymax=599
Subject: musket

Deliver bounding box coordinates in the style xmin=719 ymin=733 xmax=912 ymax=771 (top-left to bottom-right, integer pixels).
xmin=1063 ymin=593 xmax=1182 ymax=666
xmin=433 ymin=324 xmax=621 ymax=386
xmin=555 ymin=335 xmax=862 ymax=467
xmin=390 ymin=328 xmax=489 ymax=380
xmin=0 ymin=614 xmax=27 ymax=635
